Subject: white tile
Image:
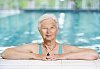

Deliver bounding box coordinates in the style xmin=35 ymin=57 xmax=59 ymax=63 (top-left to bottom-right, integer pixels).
xmin=27 ymin=60 xmax=61 ymax=66
xmin=62 ymin=60 xmax=95 ymax=66
xmin=96 ymin=67 xmax=100 ymax=69
xmin=0 ymin=59 xmax=100 ymax=69
xmin=62 ymin=66 xmax=96 ymax=69
xmin=93 ymin=59 xmax=100 ymax=67
xmin=0 ymin=65 xmax=27 ymax=69
xmin=0 ymin=60 xmax=28 ymax=65
xmin=28 ymin=66 xmax=61 ymax=69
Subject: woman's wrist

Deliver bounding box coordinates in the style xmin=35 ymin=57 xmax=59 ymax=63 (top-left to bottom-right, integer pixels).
xmin=54 ymin=54 xmax=65 ymax=60
xmin=32 ymin=53 xmax=42 ymax=60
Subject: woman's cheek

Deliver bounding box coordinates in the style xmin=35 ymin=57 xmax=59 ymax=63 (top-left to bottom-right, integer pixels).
xmin=42 ymin=32 xmax=46 ymax=38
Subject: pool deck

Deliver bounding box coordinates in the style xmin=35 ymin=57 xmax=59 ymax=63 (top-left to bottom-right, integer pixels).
xmin=0 ymin=59 xmax=100 ymax=69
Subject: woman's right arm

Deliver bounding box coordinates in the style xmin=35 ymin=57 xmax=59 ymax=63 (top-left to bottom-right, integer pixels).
xmin=1 ymin=44 xmax=42 ymax=60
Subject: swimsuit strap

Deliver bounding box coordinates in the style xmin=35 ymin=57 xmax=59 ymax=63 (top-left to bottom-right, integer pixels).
xmin=58 ymin=44 xmax=63 ymax=54
xmin=38 ymin=44 xmax=43 ymax=54
xmin=38 ymin=43 xmax=63 ymax=54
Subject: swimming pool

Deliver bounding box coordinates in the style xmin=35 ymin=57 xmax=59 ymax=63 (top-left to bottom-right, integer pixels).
xmin=0 ymin=10 xmax=100 ymax=57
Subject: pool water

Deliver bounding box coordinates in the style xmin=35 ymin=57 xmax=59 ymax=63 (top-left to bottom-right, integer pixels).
xmin=0 ymin=10 xmax=100 ymax=46
xmin=0 ymin=10 xmax=100 ymax=57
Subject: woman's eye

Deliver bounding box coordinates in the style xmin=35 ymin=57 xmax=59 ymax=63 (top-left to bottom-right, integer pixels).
xmin=42 ymin=28 xmax=47 ymax=29
xmin=51 ymin=27 xmax=54 ymax=29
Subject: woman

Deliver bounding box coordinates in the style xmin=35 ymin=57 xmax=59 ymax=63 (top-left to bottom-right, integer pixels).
xmin=1 ymin=14 xmax=98 ymax=60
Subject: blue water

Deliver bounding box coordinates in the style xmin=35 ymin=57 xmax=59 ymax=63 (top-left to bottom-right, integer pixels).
xmin=0 ymin=10 xmax=100 ymax=46
xmin=0 ymin=10 xmax=100 ymax=57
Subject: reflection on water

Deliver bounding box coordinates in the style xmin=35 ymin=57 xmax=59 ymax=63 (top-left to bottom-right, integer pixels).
xmin=0 ymin=10 xmax=100 ymax=58
xmin=0 ymin=11 xmax=100 ymax=46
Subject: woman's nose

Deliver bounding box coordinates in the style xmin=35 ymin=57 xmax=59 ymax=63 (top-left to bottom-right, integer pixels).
xmin=47 ymin=29 xmax=51 ymax=34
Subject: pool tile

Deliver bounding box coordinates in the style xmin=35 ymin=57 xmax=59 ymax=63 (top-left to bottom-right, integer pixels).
xmin=0 ymin=65 xmax=27 ymax=69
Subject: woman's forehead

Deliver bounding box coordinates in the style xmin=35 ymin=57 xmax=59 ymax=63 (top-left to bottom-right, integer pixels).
xmin=41 ymin=19 xmax=56 ymax=27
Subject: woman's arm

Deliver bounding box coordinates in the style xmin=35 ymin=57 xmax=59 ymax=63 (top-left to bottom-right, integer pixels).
xmin=1 ymin=48 xmax=35 ymax=60
xmin=55 ymin=46 xmax=99 ymax=60
xmin=1 ymin=44 xmax=42 ymax=60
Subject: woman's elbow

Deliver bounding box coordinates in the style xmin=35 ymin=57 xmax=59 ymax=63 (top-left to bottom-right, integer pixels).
xmin=91 ymin=53 xmax=99 ymax=60
xmin=87 ymin=52 xmax=99 ymax=60
xmin=1 ymin=48 xmax=12 ymax=59
xmin=84 ymin=49 xmax=99 ymax=60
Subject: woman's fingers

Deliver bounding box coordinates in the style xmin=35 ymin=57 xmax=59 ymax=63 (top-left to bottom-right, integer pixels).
xmin=41 ymin=54 xmax=58 ymax=61
xmin=47 ymin=55 xmax=57 ymax=61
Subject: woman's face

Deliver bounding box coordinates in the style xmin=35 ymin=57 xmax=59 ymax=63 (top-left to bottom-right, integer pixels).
xmin=39 ymin=19 xmax=58 ymax=41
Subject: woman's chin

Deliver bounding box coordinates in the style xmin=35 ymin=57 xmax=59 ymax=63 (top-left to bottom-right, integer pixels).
xmin=45 ymin=38 xmax=53 ymax=41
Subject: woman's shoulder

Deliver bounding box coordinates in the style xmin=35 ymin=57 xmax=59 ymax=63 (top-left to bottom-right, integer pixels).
xmin=62 ymin=44 xmax=80 ymax=53
xmin=62 ymin=44 xmax=78 ymax=50
xmin=18 ymin=43 xmax=39 ymax=49
xmin=29 ymin=43 xmax=43 ymax=49
xmin=28 ymin=43 xmax=40 ymax=48
xmin=26 ymin=43 xmax=40 ymax=53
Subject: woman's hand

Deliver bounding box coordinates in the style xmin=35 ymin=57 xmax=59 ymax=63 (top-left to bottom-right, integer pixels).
xmin=33 ymin=54 xmax=48 ymax=60
xmin=39 ymin=53 xmax=58 ymax=61
xmin=41 ymin=54 xmax=57 ymax=61
xmin=33 ymin=53 xmax=64 ymax=60
xmin=54 ymin=54 xmax=65 ymax=60
xmin=40 ymin=54 xmax=50 ymax=61
xmin=47 ymin=54 xmax=57 ymax=61
xmin=41 ymin=54 xmax=64 ymax=61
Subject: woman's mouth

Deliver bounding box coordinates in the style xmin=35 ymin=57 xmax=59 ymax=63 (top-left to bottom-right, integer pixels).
xmin=46 ymin=35 xmax=52 ymax=37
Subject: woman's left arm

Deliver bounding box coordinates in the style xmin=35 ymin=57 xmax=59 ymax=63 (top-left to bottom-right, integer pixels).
xmin=55 ymin=46 xmax=99 ymax=60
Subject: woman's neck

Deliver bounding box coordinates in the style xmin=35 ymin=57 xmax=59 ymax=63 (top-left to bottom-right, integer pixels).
xmin=43 ymin=39 xmax=57 ymax=53
xmin=43 ymin=40 xmax=56 ymax=47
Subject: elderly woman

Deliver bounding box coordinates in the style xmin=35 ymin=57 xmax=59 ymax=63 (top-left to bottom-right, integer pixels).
xmin=1 ymin=14 xmax=98 ymax=60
